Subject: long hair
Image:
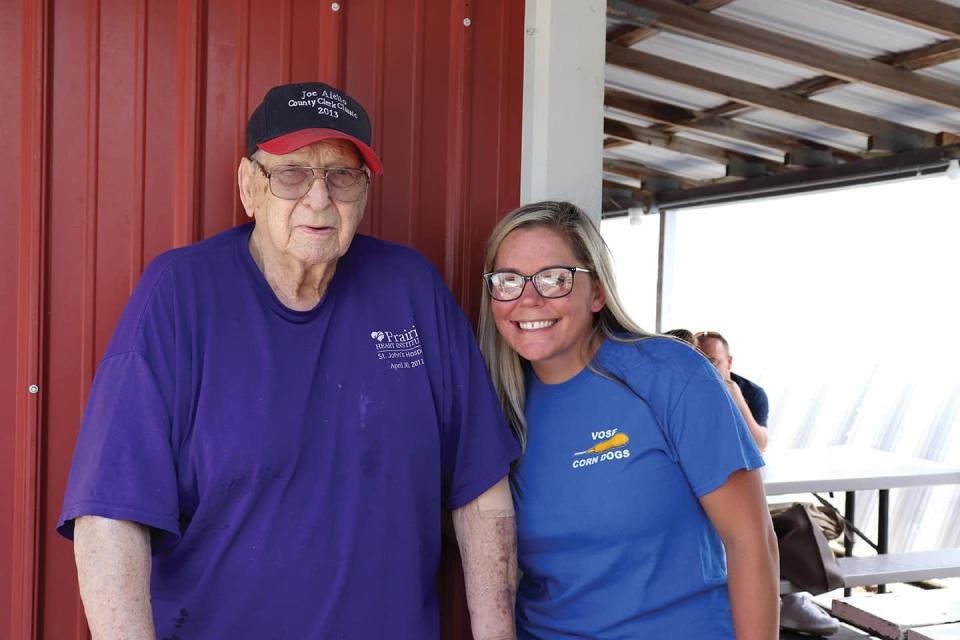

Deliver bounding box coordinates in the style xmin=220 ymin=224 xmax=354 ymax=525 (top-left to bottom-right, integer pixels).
xmin=478 ymin=201 xmax=652 ymax=449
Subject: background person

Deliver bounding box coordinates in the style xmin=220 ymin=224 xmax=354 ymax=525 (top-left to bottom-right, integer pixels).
xmin=665 ymin=327 xmax=696 ymax=345
xmin=696 ymin=331 xmax=840 ymax=636
xmin=57 ymin=82 xmax=519 ymax=640
xmin=478 ymin=201 xmax=779 ymax=640
xmin=696 ymin=331 xmax=769 ymax=453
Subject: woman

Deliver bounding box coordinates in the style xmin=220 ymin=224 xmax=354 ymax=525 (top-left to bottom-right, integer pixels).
xmin=478 ymin=201 xmax=779 ymax=639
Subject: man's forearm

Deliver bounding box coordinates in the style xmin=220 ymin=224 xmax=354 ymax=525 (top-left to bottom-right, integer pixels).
xmin=726 ymin=380 xmax=769 ymax=452
xmin=451 ymin=476 xmax=517 ymax=640
xmin=74 ymin=516 xmax=156 ymax=640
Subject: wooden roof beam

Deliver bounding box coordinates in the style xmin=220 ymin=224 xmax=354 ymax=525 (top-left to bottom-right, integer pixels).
xmin=621 ymin=0 xmax=960 ymax=110
xmin=604 ymin=117 xmax=786 ymax=171
xmin=607 ymin=43 xmax=935 ymax=151
xmin=607 ymin=0 xmax=735 ymax=47
xmin=602 ymin=172 xmax=646 ymax=190
xmin=775 ymin=40 xmax=960 ymax=98
xmin=604 ymin=136 xmax=633 ymax=150
xmin=605 ymin=89 xmax=863 ymax=160
xmin=602 ymin=157 xmax=700 ymax=190
xmin=655 ymin=144 xmax=960 ymax=209
xmin=695 ymin=39 xmax=960 ymax=121
xmin=601 ymin=183 xmax=653 ymax=215
xmin=828 ymin=0 xmax=960 ymax=39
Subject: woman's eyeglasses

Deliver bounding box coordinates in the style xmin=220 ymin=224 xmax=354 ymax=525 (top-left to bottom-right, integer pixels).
xmin=483 ymin=266 xmax=592 ymax=301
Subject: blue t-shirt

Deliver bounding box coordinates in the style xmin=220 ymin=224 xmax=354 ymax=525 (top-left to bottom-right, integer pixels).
xmin=58 ymin=223 xmax=519 ymax=639
xmin=512 ymin=337 xmax=763 ymax=640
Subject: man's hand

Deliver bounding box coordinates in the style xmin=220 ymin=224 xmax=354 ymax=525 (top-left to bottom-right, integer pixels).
xmin=451 ymin=476 xmax=517 ymax=640
xmin=74 ymin=516 xmax=156 ymax=640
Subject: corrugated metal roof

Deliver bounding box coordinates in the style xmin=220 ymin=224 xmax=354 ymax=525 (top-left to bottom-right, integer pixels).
xmin=604 ymin=0 xmax=960 ymax=213
xmin=716 ymin=0 xmax=943 ymax=55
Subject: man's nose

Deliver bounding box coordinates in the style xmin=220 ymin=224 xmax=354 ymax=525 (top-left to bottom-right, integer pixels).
xmin=301 ymin=172 xmax=332 ymax=208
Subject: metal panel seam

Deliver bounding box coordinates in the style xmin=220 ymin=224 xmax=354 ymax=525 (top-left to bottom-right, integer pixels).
xmin=443 ymin=0 xmax=470 ymax=297
xmin=408 ymin=0 xmax=426 ymax=243
xmin=11 ymin=0 xmax=49 ymax=637
xmin=174 ymin=0 xmax=203 ymax=249
xmin=76 ymin=1 xmax=103 ymax=633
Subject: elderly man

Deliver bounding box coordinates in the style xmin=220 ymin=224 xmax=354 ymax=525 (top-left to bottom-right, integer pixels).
xmin=58 ymin=82 xmax=520 ymax=639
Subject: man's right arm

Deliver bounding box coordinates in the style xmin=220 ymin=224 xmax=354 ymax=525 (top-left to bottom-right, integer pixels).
xmin=725 ymin=380 xmax=769 ymax=453
xmin=74 ymin=516 xmax=156 ymax=640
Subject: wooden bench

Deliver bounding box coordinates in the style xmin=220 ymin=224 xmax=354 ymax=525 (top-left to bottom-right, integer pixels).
xmin=780 ymin=548 xmax=960 ymax=595
xmin=829 ymin=589 xmax=960 ymax=640
xmin=907 ymin=622 xmax=960 ymax=640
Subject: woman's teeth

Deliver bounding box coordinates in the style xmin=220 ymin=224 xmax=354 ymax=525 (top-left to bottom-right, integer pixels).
xmin=518 ymin=320 xmax=557 ymax=330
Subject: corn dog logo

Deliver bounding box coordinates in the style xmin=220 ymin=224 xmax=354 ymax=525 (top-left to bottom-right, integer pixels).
xmin=572 ymin=428 xmax=630 ymax=469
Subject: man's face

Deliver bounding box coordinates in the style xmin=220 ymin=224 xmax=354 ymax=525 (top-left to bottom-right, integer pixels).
xmin=698 ymin=336 xmax=732 ymax=380
xmin=238 ymin=139 xmax=368 ymax=271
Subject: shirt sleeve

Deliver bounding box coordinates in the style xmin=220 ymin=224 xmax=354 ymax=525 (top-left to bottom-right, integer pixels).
xmin=56 ymin=253 xmax=184 ymax=549
xmin=433 ymin=279 xmax=520 ymax=510
xmin=57 ymin=351 xmax=182 ymax=549
xmin=666 ymin=364 xmax=765 ymax=497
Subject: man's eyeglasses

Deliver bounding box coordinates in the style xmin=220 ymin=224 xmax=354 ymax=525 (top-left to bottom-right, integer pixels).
xmin=253 ymin=161 xmax=368 ymax=202
xmin=694 ymin=331 xmax=728 ymax=348
xmin=694 ymin=331 xmax=726 ymax=340
xmin=483 ymin=266 xmax=592 ymax=301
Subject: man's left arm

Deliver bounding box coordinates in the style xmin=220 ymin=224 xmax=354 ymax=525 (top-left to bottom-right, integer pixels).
xmin=451 ymin=476 xmax=517 ymax=640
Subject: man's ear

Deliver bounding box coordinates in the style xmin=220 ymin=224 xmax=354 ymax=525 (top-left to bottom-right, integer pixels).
xmin=238 ymin=159 xmax=256 ymax=218
xmin=590 ymin=281 xmax=606 ymax=313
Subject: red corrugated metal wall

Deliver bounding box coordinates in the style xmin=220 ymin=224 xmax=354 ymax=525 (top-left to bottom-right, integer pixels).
xmin=2 ymin=1 xmax=524 ymax=637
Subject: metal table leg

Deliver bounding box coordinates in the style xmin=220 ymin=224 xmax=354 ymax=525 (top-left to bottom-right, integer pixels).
xmin=878 ymin=489 xmax=889 ymax=594
xmin=844 ymin=491 xmax=855 ymax=597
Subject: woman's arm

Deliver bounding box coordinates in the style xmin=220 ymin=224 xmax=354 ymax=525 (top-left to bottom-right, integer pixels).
xmin=700 ymin=469 xmax=779 ymax=640
xmin=74 ymin=516 xmax=156 ymax=640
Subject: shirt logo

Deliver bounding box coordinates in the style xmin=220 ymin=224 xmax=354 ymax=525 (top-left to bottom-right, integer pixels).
xmin=370 ymin=324 xmax=425 ymax=371
xmin=571 ymin=428 xmax=630 ymax=469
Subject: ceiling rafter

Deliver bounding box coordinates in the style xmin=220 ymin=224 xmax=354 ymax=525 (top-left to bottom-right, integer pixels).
xmin=609 ymin=0 xmax=736 ymax=46
xmin=653 ymin=144 xmax=960 ymax=209
xmin=601 ymin=180 xmax=650 ymax=212
xmin=603 ymin=117 xmax=786 ymax=172
xmin=605 ymin=89 xmax=863 ymax=160
xmin=606 ymin=43 xmax=936 ymax=151
xmin=827 ymin=0 xmax=960 ymax=39
xmin=615 ymin=0 xmax=960 ymax=110
xmin=701 ymin=38 xmax=960 ymax=123
xmin=604 ymin=137 xmax=634 ymax=150
xmin=603 ymin=157 xmax=701 ymax=190
xmin=882 ymin=39 xmax=960 ymax=71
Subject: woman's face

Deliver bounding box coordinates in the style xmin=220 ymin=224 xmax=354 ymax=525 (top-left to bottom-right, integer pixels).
xmin=490 ymin=226 xmax=605 ymax=384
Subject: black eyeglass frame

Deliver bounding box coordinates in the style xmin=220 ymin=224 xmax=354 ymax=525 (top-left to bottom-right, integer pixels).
xmin=252 ymin=160 xmax=369 ymax=202
xmin=482 ymin=266 xmax=593 ymax=301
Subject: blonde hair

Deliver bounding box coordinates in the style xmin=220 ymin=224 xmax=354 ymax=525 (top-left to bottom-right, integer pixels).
xmin=478 ymin=201 xmax=652 ymax=449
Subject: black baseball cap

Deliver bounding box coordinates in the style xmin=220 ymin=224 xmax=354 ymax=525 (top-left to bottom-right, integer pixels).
xmin=245 ymin=82 xmax=383 ymax=174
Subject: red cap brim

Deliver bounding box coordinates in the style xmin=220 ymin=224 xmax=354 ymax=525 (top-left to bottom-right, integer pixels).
xmin=257 ymin=128 xmax=383 ymax=175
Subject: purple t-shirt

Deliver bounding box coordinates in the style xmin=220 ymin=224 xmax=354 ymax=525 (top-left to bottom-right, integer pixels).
xmin=58 ymin=223 xmax=519 ymax=639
